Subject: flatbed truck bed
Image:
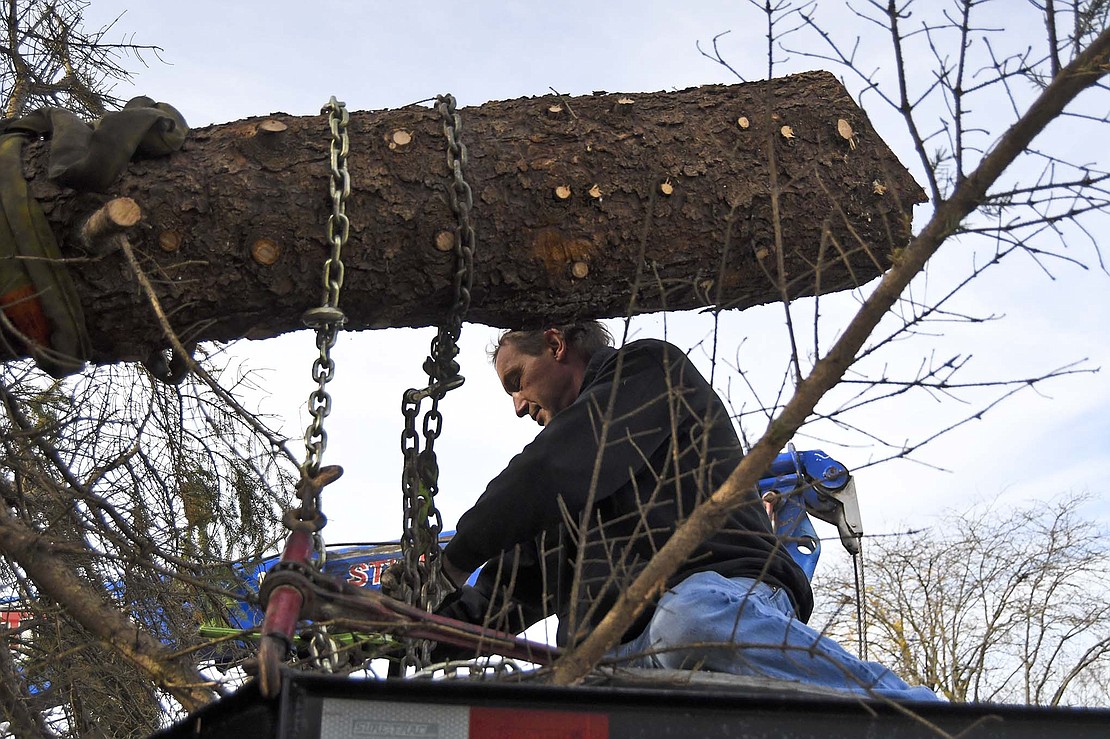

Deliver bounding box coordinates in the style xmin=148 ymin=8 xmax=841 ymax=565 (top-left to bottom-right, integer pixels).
xmin=153 ymin=669 xmax=1110 ymax=738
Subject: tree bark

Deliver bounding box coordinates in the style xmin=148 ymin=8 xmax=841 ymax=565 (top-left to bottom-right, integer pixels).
xmin=20 ymin=70 xmax=924 ymax=365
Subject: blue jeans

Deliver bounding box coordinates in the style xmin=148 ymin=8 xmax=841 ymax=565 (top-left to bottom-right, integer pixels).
xmin=608 ymin=571 xmax=939 ymax=701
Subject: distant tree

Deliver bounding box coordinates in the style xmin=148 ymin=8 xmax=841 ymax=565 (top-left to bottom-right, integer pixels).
xmin=812 ymin=496 xmax=1110 ymax=706
xmin=1 ymin=0 xmax=161 ymax=119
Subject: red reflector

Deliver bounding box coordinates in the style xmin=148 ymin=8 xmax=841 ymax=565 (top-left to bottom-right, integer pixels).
xmin=470 ymin=706 xmax=608 ymax=738
xmin=2 ymin=611 xmax=30 ymax=629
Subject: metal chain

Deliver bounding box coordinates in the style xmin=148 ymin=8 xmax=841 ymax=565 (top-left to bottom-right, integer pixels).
xmin=852 ymin=548 xmax=869 ymax=661
xmin=298 ymin=96 xmax=350 ymax=517
xmin=288 ymin=96 xmax=350 ymax=674
xmin=307 ymin=535 xmax=341 ymax=672
xmin=398 ymin=93 xmax=477 ymax=670
xmin=411 ymin=657 xmax=523 ymax=680
xmin=435 ymin=92 xmax=476 ymax=364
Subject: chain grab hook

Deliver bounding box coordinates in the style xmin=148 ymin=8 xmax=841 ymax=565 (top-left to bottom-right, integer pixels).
xmin=398 ymin=93 xmax=477 ymax=670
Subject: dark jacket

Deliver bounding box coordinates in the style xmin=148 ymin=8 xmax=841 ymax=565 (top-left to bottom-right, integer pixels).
xmin=440 ymin=339 xmax=813 ymax=647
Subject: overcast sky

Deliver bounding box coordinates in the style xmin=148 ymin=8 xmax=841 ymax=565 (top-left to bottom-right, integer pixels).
xmin=81 ymin=1 xmax=1109 ymax=564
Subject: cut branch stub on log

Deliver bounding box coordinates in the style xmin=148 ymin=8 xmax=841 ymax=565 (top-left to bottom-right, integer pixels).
xmin=20 ymin=71 xmax=924 ymax=366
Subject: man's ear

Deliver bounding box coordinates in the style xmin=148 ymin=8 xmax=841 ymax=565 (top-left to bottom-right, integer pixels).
xmin=544 ymin=328 xmax=566 ymax=360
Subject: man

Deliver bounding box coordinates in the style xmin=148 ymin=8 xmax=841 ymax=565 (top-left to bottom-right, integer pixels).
xmin=434 ymin=321 xmax=936 ymax=700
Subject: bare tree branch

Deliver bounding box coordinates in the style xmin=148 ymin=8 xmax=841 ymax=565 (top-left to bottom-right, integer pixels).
xmin=0 ymin=502 xmax=216 ymax=711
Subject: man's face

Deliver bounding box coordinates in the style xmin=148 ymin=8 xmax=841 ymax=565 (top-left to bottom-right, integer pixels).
xmin=494 ymin=332 xmax=582 ymax=427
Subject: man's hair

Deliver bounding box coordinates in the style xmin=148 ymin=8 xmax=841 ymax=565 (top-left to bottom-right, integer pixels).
xmin=490 ymin=321 xmax=614 ymax=363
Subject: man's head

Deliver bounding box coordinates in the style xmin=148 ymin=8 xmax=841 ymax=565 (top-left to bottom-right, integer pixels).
xmin=490 ymin=321 xmax=613 ymax=427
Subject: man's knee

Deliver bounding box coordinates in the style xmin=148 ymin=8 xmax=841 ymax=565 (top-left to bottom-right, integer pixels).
xmin=649 ymin=572 xmax=763 ymax=649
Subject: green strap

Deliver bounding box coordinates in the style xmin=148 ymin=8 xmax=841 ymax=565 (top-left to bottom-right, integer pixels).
xmin=6 ymin=96 xmax=188 ymax=192
xmin=0 ymin=133 xmax=88 ymax=376
xmin=0 ymin=97 xmax=188 ymax=376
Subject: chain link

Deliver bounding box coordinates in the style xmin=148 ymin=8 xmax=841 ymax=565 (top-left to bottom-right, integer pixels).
xmin=398 ymin=93 xmax=477 ymax=670
xmin=436 ymin=93 xmax=476 ymax=363
xmin=322 ymin=98 xmax=351 ymax=310
xmin=411 ymin=657 xmax=524 ymax=681
xmin=306 ymin=532 xmax=341 ymax=672
xmin=308 ymin=628 xmax=342 ymax=673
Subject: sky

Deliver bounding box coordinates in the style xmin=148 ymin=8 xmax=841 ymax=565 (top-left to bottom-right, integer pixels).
xmin=78 ymin=0 xmax=1109 ymax=569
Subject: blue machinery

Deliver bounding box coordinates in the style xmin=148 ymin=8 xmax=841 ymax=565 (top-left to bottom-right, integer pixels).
xmin=4 ymin=446 xmax=865 ymax=701
xmin=758 ymin=444 xmax=864 ymax=580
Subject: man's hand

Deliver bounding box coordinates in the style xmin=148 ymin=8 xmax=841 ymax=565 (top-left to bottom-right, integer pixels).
xmin=378 ymin=557 xmax=468 ymax=606
xmin=379 ymin=561 xmax=405 ymax=600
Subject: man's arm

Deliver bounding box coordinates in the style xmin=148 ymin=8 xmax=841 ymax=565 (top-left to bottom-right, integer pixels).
xmin=435 ymin=543 xmax=551 ymax=636
xmin=441 ymin=553 xmax=471 ymax=590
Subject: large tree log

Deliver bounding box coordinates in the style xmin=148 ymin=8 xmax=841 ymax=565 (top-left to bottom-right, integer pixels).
xmin=19 ymin=70 xmax=923 ymax=365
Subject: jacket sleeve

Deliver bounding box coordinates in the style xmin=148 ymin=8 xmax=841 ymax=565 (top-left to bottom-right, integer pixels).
xmin=444 ymin=341 xmax=684 ymax=574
